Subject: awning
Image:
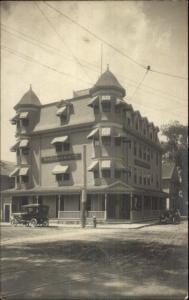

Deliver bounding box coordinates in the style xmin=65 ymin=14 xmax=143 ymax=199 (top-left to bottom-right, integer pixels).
xmin=115 ymin=98 xmax=126 ymax=106
xmin=115 ymin=161 xmax=125 ymax=170
xmin=101 ymin=127 xmax=111 ymax=137
xmin=101 ymin=95 xmax=111 ymax=102
xmin=9 ymin=167 xmax=19 ymax=177
xmin=10 ymin=141 xmax=20 ymax=152
xmin=114 ymin=128 xmax=127 ymax=138
xmin=56 ymin=106 xmax=67 ymax=116
xmin=51 ymin=136 xmax=68 ymax=144
xmin=19 ymin=167 xmax=29 ymax=176
xmin=87 ymin=128 xmax=99 ymax=139
xmin=10 ymin=114 xmax=19 ymax=124
xmin=52 ymin=165 xmax=69 ymax=175
xmin=19 ymin=139 xmax=29 ymax=148
xmin=88 ymin=161 xmax=99 ymax=171
xmin=101 ymin=160 xmax=111 ymax=169
xmin=88 ymin=96 xmax=99 ymax=107
xmin=19 ymin=112 xmax=29 ymax=119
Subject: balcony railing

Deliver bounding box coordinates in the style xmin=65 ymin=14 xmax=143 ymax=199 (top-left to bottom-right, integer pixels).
xmin=58 ymin=211 xmax=105 ymax=219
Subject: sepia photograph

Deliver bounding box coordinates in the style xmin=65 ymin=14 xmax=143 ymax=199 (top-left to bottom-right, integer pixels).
xmin=0 ymin=1 xmax=188 ymax=299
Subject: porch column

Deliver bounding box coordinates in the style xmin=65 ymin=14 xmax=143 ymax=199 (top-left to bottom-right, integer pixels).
xmin=58 ymin=195 xmax=61 ymax=219
xmin=104 ymin=193 xmax=108 ymax=220
xmin=130 ymin=192 xmax=133 ymax=222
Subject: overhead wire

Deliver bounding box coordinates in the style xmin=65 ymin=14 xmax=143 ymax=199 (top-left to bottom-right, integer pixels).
xmin=1 ymin=24 xmax=187 ymax=105
xmin=130 ymin=68 xmax=150 ymax=99
xmin=34 ymin=1 xmax=93 ymax=82
xmin=43 ymin=1 xmax=188 ymax=81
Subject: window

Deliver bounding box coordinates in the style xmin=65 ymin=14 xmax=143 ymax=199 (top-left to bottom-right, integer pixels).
xmin=128 ymin=166 xmax=132 ymax=177
xmin=152 ymin=197 xmax=158 ymax=210
xmin=60 ymin=114 xmax=68 ymax=125
xmin=147 ymin=176 xmax=150 ymax=185
xmin=135 ymin=121 xmax=138 ymax=130
xmin=147 ymin=148 xmax=150 ymax=161
xmin=127 ymin=118 xmax=131 ymax=127
xmin=86 ymin=198 xmax=91 ymax=211
xmin=143 ymin=177 xmax=146 ymax=185
xmin=115 ymin=138 xmax=121 ymax=146
xmin=134 ymin=142 xmax=137 ymax=156
xmin=143 ymin=128 xmax=146 ymax=135
xmin=144 ymin=197 xmax=151 ymax=209
xmin=94 ymin=139 xmax=100 ymax=147
xmin=151 ymin=149 xmax=154 ymax=159
xmin=60 ymin=196 xmax=64 ymax=211
xmin=63 ymin=143 xmax=70 ymax=151
xmin=139 ymin=145 xmax=142 ymax=158
xmin=21 ymin=175 xmax=29 ymax=183
xmin=102 ymin=102 xmax=111 ymax=112
xmin=94 ymin=105 xmax=99 ymax=114
xmin=102 ymin=169 xmax=111 ymax=178
xmin=102 ymin=137 xmax=111 ymax=146
xmin=150 ymin=133 xmax=153 ymax=140
xmin=134 ymin=168 xmax=137 ymax=184
xmin=115 ymin=106 xmax=121 ymax=114
xmin=156 ymin=152 xmax=159 ymax=166
xmin=55 ymin=144 xmax=62 ymax=153
xmin=22 ymin=119 xmax=29 ymax=127
xmin=16 ymin=176 xmax=20 ymax=184
xmin=139 ymin=176 xmax=142 ymax=184
xmin=159 ymin=198 xmax=166 ymax=210
xmin=151 ymin=174 xmax=154 ymax=184
xmin=115 ymin=170 xmax=122 ymax=179
xmin=143 ymin=147 xmax=146 ymax=160
xmin=56 ymin=173 xmax=70 ymax=182
xmin=22 ymin=148 xmax=29 ymax=155
xmin=94 ymin=170 xmax=99 ymax=179
xmin=63 ymin=173 xmax=70 ymax=181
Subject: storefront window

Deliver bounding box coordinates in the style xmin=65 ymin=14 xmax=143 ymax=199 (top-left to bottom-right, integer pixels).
xmin=144 ymin=196 xmax=151 ymax=209
xmin=152 ymin=197 xmax=158 ymax=210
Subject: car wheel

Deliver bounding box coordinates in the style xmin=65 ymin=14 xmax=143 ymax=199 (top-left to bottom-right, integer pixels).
xmin=29 ymin=218 xmax=38 ymax=228
xmin=42 ymin=220 xmax=49 ymax=227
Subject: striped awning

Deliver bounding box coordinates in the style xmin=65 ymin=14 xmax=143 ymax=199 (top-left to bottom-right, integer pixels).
xmin=19 ymin=167 xmax=29 ymax=176
xmin=9 ymin=167 xmax=19 ymax=177
xmin=101 ymin=127 xmax=111 ymax=137
xmin=115 ymin=98 xmax=126 ymax=106
xmin=19 ymin=139 xmax=29 ymax=148
xmin=10 ymin=114 xmax=19 ymax=124
xmin=87 ymin=128 xmax=99 ymax=139
xmin=56 ymin=106 xmax=67 ymax=116
xmin=115 ymin=161 xmax=125 ymax=170
xmin=88 ymin=161 xmax=99 ymax=171
xmin=51 ymin=136 xmax=68 ymax=144
xmin=114 ymin=128 xmax=126 ymax=138
xmin=10 ymin=141 xmax=20 ymax=152
xmin=52 ymin=165 xmax=69 ymax=175
xmin=19 ymin=112 xmax=29 ymax=119
xmin=101 ymin=160 xmax=111 ymax=169
xmin=88 ymin=96 xmax=99 ymax=107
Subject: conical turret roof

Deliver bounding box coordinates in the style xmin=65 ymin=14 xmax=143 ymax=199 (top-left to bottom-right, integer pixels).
xmin=91 ymin=67 xmax=125 ymax=96
xmin=14 ymin=85 xmax=41 ymax=110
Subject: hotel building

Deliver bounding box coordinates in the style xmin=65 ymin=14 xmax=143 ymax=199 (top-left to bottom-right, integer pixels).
xmin=2 ymin=68 xmax=167 ymax=223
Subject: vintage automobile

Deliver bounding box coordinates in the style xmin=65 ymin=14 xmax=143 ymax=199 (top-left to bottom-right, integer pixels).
xmin=11 ymin=204 xmax=49 ymax=227
xmin=159 ymin=209 xmax=181 ymax=224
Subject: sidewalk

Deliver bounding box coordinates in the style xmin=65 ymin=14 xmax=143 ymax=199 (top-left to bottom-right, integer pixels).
xmin=0 ymin=220 xmax=158 ymax=229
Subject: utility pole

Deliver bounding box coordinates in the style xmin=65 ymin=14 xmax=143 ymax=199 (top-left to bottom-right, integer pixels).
xmin=81 ymin=144 xmax=87 ymax=228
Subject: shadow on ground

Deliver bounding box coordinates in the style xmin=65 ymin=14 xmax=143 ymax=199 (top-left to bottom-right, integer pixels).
xmin=1 ymin=236 xmax=188 ymax=300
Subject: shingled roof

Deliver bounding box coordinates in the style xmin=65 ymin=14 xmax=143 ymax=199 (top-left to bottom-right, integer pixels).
xmin=14 ymin=86 xmax=41 ymax=110
xmin=162 ymin=162 xmax=176 ymax=179
xmin=91 ymin=67 xmax=125 ymax=96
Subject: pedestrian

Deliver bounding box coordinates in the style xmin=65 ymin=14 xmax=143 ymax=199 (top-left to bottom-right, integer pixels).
xmin=92 ymin=216 xmax=97 ymax=228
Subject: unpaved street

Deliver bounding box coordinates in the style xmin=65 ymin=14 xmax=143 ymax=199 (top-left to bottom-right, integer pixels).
xmin=1 ymin=221 xmax=188 ymax=299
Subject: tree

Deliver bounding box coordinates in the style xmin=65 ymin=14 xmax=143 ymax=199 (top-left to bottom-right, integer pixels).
xmin=160 ymin=121 xmax=188 ymax=214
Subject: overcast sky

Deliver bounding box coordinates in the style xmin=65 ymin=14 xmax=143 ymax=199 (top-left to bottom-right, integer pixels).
xmin=1 ymin=1 xmax=188 ymax=162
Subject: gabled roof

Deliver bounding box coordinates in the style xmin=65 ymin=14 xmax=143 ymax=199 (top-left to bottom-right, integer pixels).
xmin=14 ymin=86 xmax=41 ymax=110
xmin=162 ymin=162 xmax=176 ymax=179
xmin=91 ymin=67 xmax=125 ymax=97
xmin=0 ymin=160 xmax=16 ymax=176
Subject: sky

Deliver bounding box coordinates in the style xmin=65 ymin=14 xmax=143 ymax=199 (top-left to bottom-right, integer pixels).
xmin=1 ymin=0 xmax=188 ymax=162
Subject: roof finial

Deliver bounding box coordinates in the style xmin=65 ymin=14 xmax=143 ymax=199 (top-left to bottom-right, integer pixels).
xmin=107 ymin=64 xmax=109 ymax=71
xmin=30 ymin=84 xmax=32 ymax=91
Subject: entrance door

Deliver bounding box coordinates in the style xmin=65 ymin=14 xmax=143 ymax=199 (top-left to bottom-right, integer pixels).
xmin=4 ymin=205 xmax=10 ymax=222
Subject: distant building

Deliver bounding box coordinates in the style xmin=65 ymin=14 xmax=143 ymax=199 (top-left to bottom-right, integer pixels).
xmin=162 ymin=162 xmax=180 ymax=210
xmin=0 ymin=160 xmax=15 ymax=221
xmin=2 ymin=68 xmax=167 ymax=223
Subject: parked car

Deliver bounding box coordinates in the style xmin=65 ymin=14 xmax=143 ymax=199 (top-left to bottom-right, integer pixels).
xmin=159 ymin=209 xmax=181 ymax=224
xmin=11 ymin=204 xmax=49 ymax=227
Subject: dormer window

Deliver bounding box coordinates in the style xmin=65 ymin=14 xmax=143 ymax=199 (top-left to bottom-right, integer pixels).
xmin=19 ymin=112 xmax=29 ymax=127
xmin=56 ymin=106 xmax=68 ymax=125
